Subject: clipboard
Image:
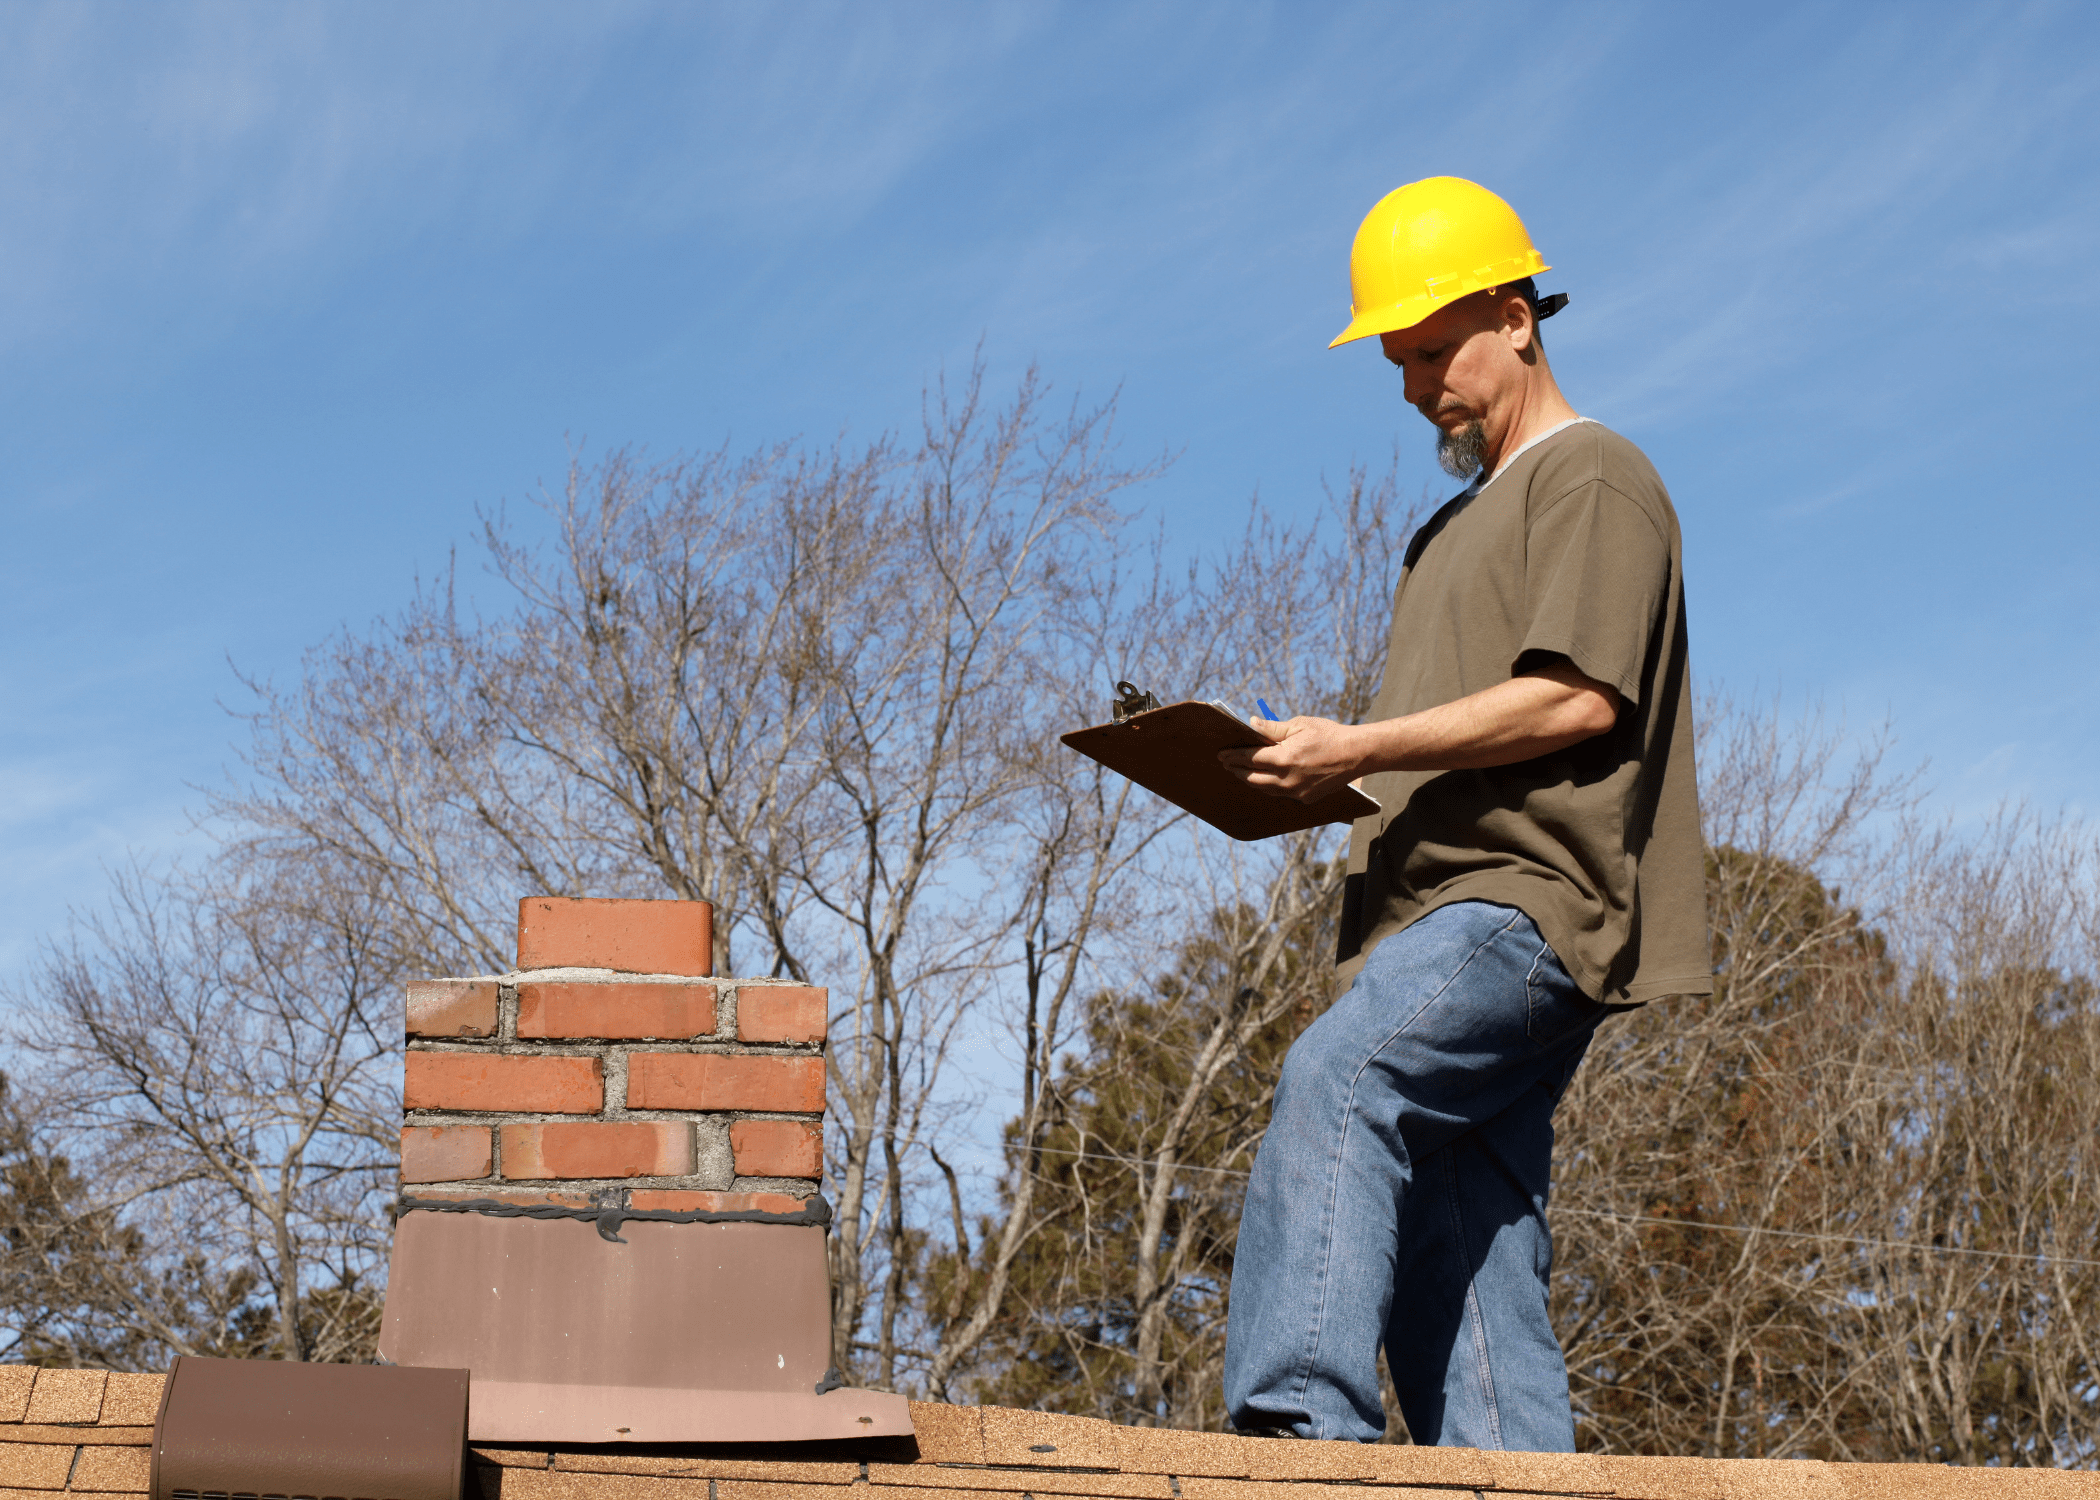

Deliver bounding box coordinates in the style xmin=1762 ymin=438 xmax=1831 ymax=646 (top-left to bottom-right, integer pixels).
xmin=1060 ymin=697 xmax=1380 ymax=842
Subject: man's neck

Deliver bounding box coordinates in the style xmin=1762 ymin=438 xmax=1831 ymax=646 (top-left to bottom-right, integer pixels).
xmin=1483 ymin=374 xmax=1580 ymax=476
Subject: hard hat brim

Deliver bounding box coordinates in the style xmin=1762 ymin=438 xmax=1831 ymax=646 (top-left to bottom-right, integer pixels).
xmin=1329 ymin=305 xmax=1424 ymax=349
xmin=1328 ymin=261 xmax=1552 ymax=350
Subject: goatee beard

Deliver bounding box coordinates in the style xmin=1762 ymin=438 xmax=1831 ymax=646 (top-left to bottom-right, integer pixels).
xmin=1436 ymin=420 xmax=1488 ymax=480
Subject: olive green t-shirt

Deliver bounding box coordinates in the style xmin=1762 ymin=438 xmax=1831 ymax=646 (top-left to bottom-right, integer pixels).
xmin=1336 ymin=419 xmax=1712 ymax=1005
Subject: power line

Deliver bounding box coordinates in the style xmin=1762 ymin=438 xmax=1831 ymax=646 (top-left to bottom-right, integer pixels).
xmin=1024 ymin=1144 xmax=2100 ymax=1272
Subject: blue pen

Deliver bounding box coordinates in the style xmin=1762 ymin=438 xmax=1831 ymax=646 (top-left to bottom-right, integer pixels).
xmin=1256 ymin=698 xmax=1279 ymax=722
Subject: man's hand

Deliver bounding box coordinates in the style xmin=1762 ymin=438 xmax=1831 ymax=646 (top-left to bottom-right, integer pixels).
xmin=1218 ymin=660 xmax=1622 ymax=802
xmin=1218 ymin=716 xmax=1371 ymax=804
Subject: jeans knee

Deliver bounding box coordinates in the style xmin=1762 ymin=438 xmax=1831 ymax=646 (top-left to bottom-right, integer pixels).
xmin=1275 ymin=1008 xmax=1376 ymax=1117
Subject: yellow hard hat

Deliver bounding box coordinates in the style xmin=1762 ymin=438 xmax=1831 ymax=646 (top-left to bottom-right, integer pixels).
xmin=1329 ymin=177 xmax=1551 ymax=349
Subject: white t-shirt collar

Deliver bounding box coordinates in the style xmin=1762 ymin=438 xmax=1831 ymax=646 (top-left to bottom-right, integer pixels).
xmin=1457 ymin=416 xmax=1594 ymax=497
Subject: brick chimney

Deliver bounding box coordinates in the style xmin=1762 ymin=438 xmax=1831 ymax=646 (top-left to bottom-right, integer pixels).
xmin=376 ymin=896 xmax=911 ymax=1444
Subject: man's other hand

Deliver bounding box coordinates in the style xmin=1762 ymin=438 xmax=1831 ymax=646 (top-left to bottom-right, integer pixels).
xmin=1219 ymin=716 xmax=1365 ymax=804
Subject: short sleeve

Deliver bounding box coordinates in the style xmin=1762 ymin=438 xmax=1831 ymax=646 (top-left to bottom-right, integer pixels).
xmin=1519 ymin=483 xmax=1668 ymax=706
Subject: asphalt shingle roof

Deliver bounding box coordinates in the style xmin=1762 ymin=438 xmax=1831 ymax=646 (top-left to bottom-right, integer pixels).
xmin=4 ymin=1367 xmax=2095 ymax=1500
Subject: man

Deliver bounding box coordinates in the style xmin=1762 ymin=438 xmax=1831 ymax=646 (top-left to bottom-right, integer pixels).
xmin=1217 ymin=177 xmax=1710 ymax=1450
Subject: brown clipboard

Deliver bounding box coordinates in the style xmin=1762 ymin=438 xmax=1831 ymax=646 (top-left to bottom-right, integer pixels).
xmin=1060 ymin=700 xmax=1380 ymax=841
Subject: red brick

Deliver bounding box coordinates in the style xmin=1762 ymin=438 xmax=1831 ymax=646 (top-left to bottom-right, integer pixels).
xmin=402 ymin=1125 xmax=493 ymax=1183
xmin=628 ymin=1190 xmax=813 ymax=1216
xmin=516 ymin=896 xmax=712 ymax=976
xmin=517 ymin=981 xmax=716 ymax=1039
xmin=406 ymin=979 xmax=499 ymax=1038
xmin=500 ymin=1121 xmax=691 ymax=1179
xmin=626 ymin=1053 xmax=825 ymax=1112
xmin=405 ymin=1053 xmax=602 ymax=1113
xmin=730 ymin=1119 xmax=823 ymax=1178
xmin=736 ymin=985 xmax=827 ymax=1044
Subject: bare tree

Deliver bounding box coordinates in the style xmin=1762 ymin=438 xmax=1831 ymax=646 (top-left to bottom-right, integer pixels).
xmin=9 ymin=860 xmax=397 ymax=1364
xmin=1552 ymin=698 xmax=2100 ymax=1466
xmin=1550 ymin=696 xmax=1924 ymax=1455
xmin=205 ymin=364 xmax=1176 ymax=1384
xmin=1839 ymin=811 xmax=2100 ymax=1465
xmin=916 ymin=465 xmax=1418 ymax=1413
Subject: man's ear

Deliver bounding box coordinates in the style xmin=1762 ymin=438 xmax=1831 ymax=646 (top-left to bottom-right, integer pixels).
xmin=1502 ymin=291 xmax=1539 ymax=354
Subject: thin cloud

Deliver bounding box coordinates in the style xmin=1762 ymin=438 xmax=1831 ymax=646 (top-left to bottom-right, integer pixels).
xmin=1579 ymin=4 xmax=2100 ymax=428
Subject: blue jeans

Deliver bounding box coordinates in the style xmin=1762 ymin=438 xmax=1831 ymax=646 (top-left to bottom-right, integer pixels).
xmin=1223 ymin=901 xmax=1603 ymax=1448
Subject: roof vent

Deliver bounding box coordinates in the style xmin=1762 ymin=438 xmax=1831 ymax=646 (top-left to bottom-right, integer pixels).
xmin=151 ymin=1357 xmax=469 ymax=1500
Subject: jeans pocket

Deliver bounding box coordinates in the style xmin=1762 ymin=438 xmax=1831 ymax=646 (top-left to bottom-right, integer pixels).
xmin=1524 ymin=939 xmax=1604 ymax=1048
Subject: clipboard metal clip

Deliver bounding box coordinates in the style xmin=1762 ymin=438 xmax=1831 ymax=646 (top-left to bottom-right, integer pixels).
xmin=1110 ymin=680 xmax=1161 ymax=724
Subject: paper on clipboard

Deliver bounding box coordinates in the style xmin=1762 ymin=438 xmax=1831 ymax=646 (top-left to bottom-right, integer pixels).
xmin=1060 ymin=697 xmax=1380 ymax=842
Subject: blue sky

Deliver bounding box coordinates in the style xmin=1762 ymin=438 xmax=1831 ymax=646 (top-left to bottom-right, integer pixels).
xmin=5 ymin=0 xmax=2098 ymax=979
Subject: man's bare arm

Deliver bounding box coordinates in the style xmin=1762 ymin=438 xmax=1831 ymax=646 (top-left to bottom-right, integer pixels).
xmin=1218 ymin=659 xmax=1621 ymax=804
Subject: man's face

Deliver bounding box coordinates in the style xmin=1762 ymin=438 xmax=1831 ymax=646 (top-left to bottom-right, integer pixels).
xmin=1377 ymin=294 xmax=1527 ymax=437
